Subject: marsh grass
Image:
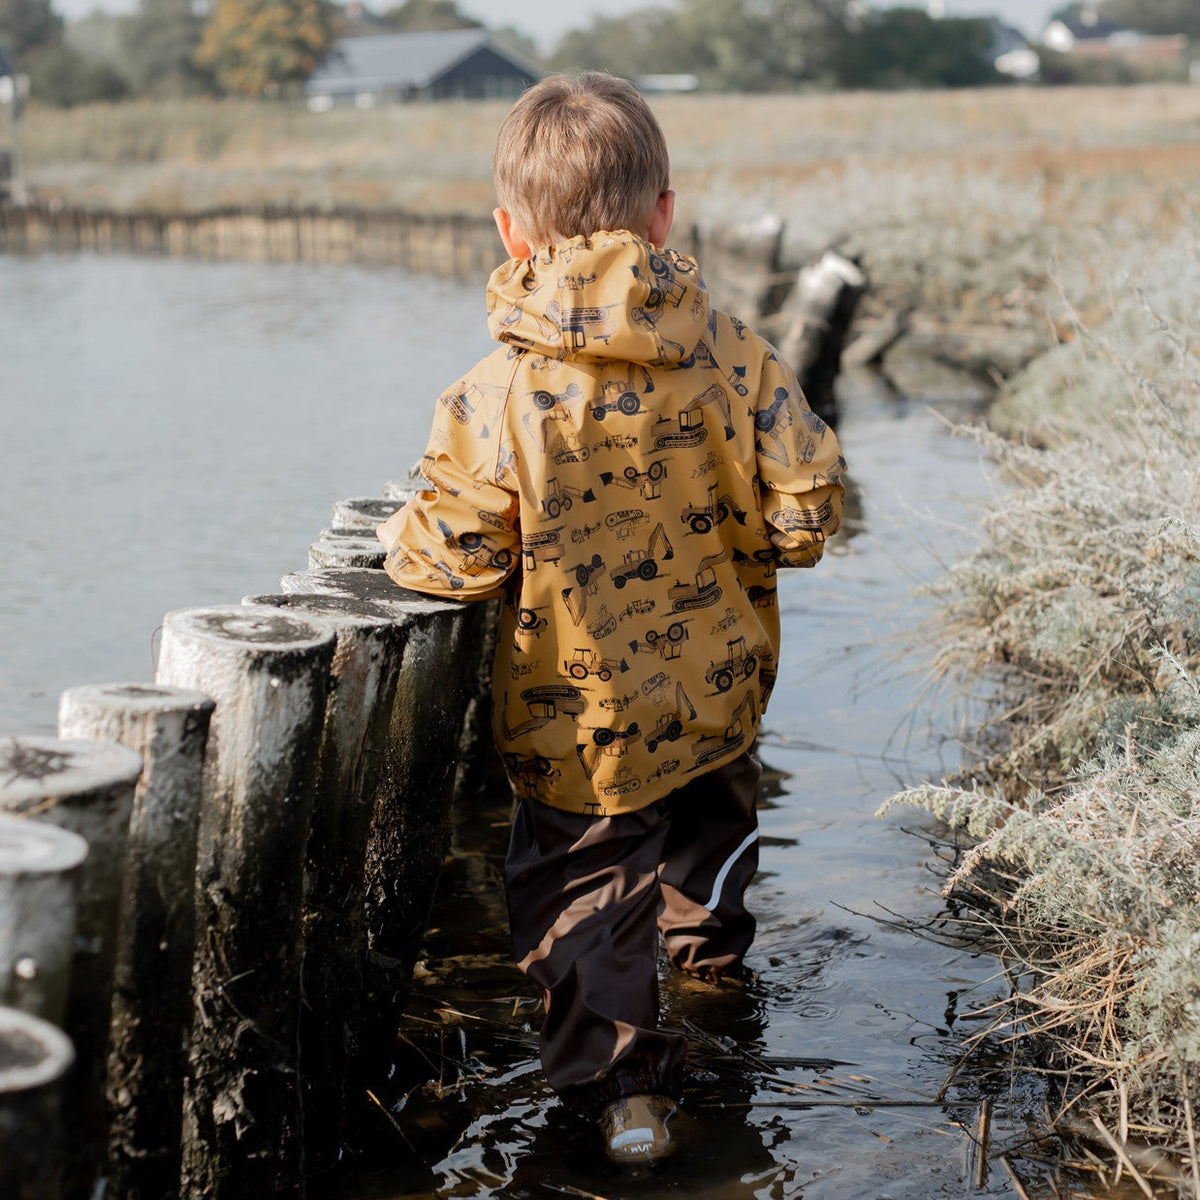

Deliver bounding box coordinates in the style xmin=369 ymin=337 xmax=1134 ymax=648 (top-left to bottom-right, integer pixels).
xmin=885 ymin=231 xmax=1200 ymax=1177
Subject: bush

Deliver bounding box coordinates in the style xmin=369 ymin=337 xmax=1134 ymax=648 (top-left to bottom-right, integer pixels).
xmin=27 ymin=44 xmax=130 ymax=107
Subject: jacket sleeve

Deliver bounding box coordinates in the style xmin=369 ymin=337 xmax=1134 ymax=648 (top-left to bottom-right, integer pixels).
xmin=382 ymin=370 xmax=520 ymax=601
xmin=755 ymin=354 xmax=846 ymax=569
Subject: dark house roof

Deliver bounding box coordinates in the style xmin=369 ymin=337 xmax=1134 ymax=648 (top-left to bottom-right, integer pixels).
xmin=0 ymin=47 xmax=17 ymax=78
xmin=306 ymin=29 xmax=540 ymax=101
xmin=1052 ymin=13 xmax=1129 ymax=39
xmin=985 ymin=16 xmax=1029 ymax=57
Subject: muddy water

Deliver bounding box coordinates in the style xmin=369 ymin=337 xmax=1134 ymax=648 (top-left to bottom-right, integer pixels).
xmin=329 ymin=379 xmax=1064 ymax=1200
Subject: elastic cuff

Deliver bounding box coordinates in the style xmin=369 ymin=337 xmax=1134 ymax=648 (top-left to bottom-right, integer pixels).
xmin=558 ymin=1060 xmax=685 ymax=1119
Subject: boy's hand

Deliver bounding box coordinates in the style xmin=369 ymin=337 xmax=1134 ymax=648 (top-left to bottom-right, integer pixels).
xmin=375 ymin=504 xmax=410 ymax=548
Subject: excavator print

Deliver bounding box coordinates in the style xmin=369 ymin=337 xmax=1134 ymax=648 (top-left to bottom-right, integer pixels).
xmin=610 ymin=523 xmax=674 ymax=588
xmin=652 ymin=384 xmax=735 ymax=451
xmin=689 ymin=689 xmax=757 ymax=771
xmin=668 ymin=550 xmax=727 ymax=612
xmin=645 ymin=682 xmax=697 ymax=753
xmin=681 ymin=483 xmax=748 ymax=534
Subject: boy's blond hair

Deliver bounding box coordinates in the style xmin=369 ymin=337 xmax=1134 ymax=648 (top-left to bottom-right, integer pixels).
xmin=493 ymin=72 xmax=670 ymax=250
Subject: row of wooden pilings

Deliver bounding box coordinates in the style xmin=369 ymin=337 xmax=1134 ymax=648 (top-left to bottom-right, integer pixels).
xmin=0 ymin=484 xmax=499 ymax=1200
xmin=0 ymin=201 xmax=506 ymax=277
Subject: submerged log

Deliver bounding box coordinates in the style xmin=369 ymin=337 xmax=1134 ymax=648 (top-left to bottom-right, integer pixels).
xmin=155 ymin=606 xmax=335 ymax=1199
xmin=0 ymin=1006 xmax=75 ymax=1200
xmin=0 ymin=815 xmax=88 ymax=1024
xmin=241 ymin=590 xmax=411 ymax=1174
xmin=0 ymin=735 xmax=142 ymax=1200
xmin=57 ymin=683 xmax=215 ymax=1200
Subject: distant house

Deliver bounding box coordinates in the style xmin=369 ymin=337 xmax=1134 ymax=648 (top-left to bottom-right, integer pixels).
xmin=1042 ymin=6 xmax=1188 ymax=72
xmin=305 ymin=29 xmax=541 ymax=109
xmin=985 ymin=17 xmax=1040 ymax=79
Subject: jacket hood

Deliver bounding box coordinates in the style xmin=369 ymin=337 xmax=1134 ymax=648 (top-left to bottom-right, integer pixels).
xmin=486 ymin=230 xmax=711 ymax=368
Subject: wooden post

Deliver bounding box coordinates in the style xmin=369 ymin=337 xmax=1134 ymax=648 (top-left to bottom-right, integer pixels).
xmin=778 ymin=249 xmax=868 ymax=428
xmin=154 ymin=605 xmax=335 ymax=1199
xmin=0 ymin=814 xmax=88 ymax=1024
xmin=242 ymin=590 xmax=410 ymax=1173
xmin=308 ymin=536 xmax=386 ymax=569
xmin=331 ymin=496 xmax=403 ymax=533
xmin=0 ymin=1006 xmax=75 ymax=1200
xmin=0 ymin=735 xmax=143 ymax=1200
xmin=57 ymin=683 xmax=215 ymax=1200
xmin=276 ymin=569 xmax=487 ymax=1056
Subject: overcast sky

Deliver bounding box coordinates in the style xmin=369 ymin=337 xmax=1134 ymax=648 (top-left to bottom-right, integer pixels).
xmin=57 ymin=0 xmax=1061 ymax=42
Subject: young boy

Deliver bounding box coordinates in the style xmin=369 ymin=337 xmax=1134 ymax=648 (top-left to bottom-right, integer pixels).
xmin=376 ymin=72 xmax=845 ymax=1164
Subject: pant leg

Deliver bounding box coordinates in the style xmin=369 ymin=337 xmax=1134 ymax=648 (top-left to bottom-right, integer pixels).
xmin=504 ymin=797 xmax=686 ymax=1116
xmin=657 ymin=751 xmax=762 ymax=979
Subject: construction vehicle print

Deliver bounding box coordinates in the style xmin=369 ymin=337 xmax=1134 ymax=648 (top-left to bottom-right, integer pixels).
xmin=652 ymin=384 xmax=734 ymax=451
xmin=576 ymin=724 xmax=641 ymax=780
xmin=745 ymin=583 xmax=776 ymax=609
xmin=599 ymin=762 xmax=642 ymax=799
xmin=530 ymin=381 xmax=583 ymax=413
xmin=570 ymin=520 xmax=603 ymax=545
xmin=640 ymin=670 xmax=671 ymax=705
xmin=453 ymin=530 xmax=515 ymax=577
xmin=605 ymin=508 xmax=650 ymax=540
xmin=769 ymin=498 xmax=837 ymax=536
xmin=600 ymin=458 xmax=667 ymax=502
xmin=629 ymin=619 xmax=690 ymax=660
xmin=682 ymin=340 xmax=751 ymax=398
xmin=690 ymin=691 xmax=756 ymax=771
xmin=570 ymin=552 xmax=606 ymax=590
xmin=598 ymin=690 xmax=640 ymax=713
xmin=705 ymin=635 xmax=760 ymax=694
xmin=515 ymin=605 xmax=549 ymax=635
xmin=541 ymin=478 xmax=596 ymax=520
xmin=439 ymin=381 xmax=498 ymax=426
xmin=593 ymin=433 xmax=638 ymax=453
xmin=610 ymin=523 xmax=674 ymax=589
xmin=586 ymin=605 xmax=617 ymax=641
xmin=502 ymin=684 xmax=587 ymax=739
xmin=548 ymin=430 xmax=590 ymax=466
xmin=557 ymin=271 xmax=598 ymax=291
xmin=521 ymin=528 xmax=565 ymax=572
xmin=547 ymin=301 xmax=618 ymax=351
xmin=668 ymin=551 xmax=726 ymax=612
xmin=622 ymin=598 xmax=656 ymax=622
xmin=645 ymin=683 xmax=697 ymax=753
xmin=503 ymin=751 xmax=562 ymax=795
xmin=648 ymin=758 xmax=682 ymax=785
xmin=522 ymin=383 xmax=584 ymax=450
xmin=757 ymin=386 xmax=797 ymax=467
xmin=681 ymin=483 xmax=748 ymax=534
xmin=565 ymin=647 xmax=629 ymax=682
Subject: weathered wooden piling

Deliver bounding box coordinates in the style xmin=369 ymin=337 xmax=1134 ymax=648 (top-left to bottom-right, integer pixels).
xmin=276 ymin=569 xmax=488 ymax=1049
xmin=779 ymin=250 xmax=868 ymax=427
xmin=57 ymin=683 xmax=214 ymax=1200
xmin=0 ymin=735 xmax=143 ymax=1200
xmin=308 ymin=533 xmax=387 ymax=569
xmin=0 ymin=1006 xmax=75 ymax=1200
xmin=154 ymin=606 xmax=335 ymax=1199
xmin=0 ymin=814 xmax=88 ymax=1024
xmin=241 ymin=589 xmax=411 ymax=1172
xmin=330 ymin=496 xmax=404 ymax=533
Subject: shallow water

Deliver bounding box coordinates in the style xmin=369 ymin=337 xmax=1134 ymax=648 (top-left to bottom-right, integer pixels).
xmin=326 ymin=379 xmax=1069 ymax=1199
xmin=2 ymin=253 xmax=1125 ymax=1198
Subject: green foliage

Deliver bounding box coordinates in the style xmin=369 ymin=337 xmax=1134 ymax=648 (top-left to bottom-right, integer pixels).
xmin=26 ymin=43 xmax=130 ymax=105
xmin=376 ymin=0 xmax=479 ymax=32
xmin=0 ymin=0 xmax=60 ymax=59
xmin=1098 ymin=0 xmax=1200 ymax=38
xmin=834 ymin=9 xmax=1002 ymax=89
xmin=195 ymin=0 xmax=337 ymax=97
xmin=122 ymin=0 xmax=211 ymax=96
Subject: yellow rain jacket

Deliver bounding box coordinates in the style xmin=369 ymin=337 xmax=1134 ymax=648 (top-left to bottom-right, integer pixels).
xmin=383 ymin=230 xmax=845 ymax=815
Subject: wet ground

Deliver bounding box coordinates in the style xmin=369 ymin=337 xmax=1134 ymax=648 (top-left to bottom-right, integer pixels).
xmin=325 ymin=376 xmax=1141 ymax=1200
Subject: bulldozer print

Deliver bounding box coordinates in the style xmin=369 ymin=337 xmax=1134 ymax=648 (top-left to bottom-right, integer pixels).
xmin=689 ymin=690 xmax=756 ymax=771
xmin=600 ymin=458 xmax=667 ymax=502
xmin=540 ymin=478 xmax=597 ymax=521
xmin=628 ymin=619 xmax=690 ymax=660
xmin=704 ymin=636 xmax=761 ymax=694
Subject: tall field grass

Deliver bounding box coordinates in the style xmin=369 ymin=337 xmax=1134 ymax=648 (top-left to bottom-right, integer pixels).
xmin=15 ymin=86 xmax=1200 ymax=349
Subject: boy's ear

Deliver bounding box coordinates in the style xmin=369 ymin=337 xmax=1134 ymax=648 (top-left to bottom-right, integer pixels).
xmin=648 ymin=190 xmax=675 ymax=249
xmin=493 ymin=208 xmax=533 ymax=260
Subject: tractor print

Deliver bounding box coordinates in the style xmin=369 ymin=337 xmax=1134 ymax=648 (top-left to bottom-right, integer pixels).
xmin=565 ymin=647 xmax=628 ymax=682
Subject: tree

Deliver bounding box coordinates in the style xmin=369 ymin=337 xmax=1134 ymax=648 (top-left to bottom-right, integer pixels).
xmin=195 ymin=0 xmax=337 ymax=96
xmin=376 ymin=0 xmax=479 ymax=31
xmin=0 ymin=0 xmax=61 ymax=60
xmin=26 ymin=43 xmax=130 ymax=104
xmin=122 ymin=0 xmax=210 ymax=95
xmin=1097 ymin=0 xmax=1200 ymax=38
xmin=551 ymin=9 xmax=690 ymax=79
xmin=833 ymin=8 xmax=1000 ymax=88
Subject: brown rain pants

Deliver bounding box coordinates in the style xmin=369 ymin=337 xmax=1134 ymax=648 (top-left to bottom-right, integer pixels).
xmin=504 ymin=752 xmax=762 ymax=1116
